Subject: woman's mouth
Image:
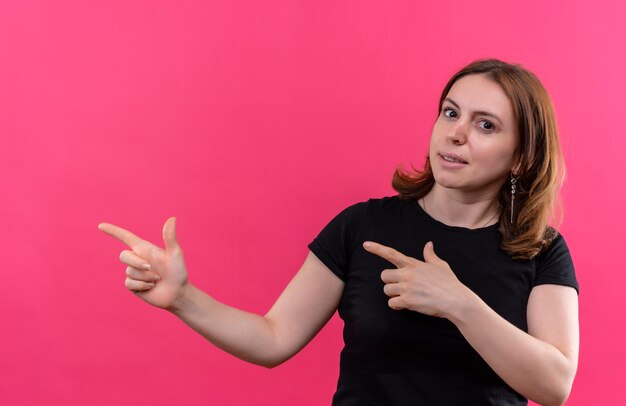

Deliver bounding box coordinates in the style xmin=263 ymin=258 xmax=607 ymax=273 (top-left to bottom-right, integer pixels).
xmin=439 ymin=153 xmax=468 ymax=164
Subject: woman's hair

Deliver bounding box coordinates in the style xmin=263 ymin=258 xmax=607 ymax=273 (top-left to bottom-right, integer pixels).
xmin=392 ymin=59 xmax=565 ymax=259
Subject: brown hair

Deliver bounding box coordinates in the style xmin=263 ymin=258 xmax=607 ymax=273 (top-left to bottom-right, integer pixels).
xmin=392 ymin=59 xmax=565 ymax=259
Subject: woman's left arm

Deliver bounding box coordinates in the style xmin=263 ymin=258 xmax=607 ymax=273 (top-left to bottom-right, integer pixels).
xmin=450 ymin=284 xmax=578 ymax=406
xmin=363 ymin=241 xmax=579 ymax=406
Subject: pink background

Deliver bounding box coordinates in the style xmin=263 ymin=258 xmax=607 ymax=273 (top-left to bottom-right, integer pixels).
xmin=1 ymin=1 xmax=624 ymax=404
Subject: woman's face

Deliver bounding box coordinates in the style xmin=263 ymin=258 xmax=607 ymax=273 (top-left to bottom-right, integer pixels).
xmin=429 ymin=73 xmax=519 ymax=198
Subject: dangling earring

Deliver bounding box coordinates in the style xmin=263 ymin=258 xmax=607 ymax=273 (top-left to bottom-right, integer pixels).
xmin=510 ymin=174 xmax=518 ymax=224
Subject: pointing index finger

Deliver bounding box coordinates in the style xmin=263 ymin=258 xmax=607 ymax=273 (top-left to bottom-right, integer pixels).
xmin=98 ymin=222 xmax=144 ymax=249
xmin=363 ymin=241 xmax=412 ymax=268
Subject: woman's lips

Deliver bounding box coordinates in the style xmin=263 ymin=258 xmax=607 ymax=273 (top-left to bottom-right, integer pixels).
xmin=438 ymin=153 xmax=468 ymax=168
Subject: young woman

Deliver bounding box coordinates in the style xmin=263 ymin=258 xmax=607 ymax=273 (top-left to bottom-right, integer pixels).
xmin=99 ymin=59 xmax=579 ymax=406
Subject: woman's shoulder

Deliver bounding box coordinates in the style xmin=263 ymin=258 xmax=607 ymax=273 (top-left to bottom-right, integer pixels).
xmin=328 ymin=196 xmax=405 ymax=225
xmin=358 ymin=194 xmax=406 ymax=208
xmin=533 ymin=227 xmax=579 ymax=293
xmin=342 ymin=195 xmax=408 ymax=216
xmin=538 ymin=227 xmax=570 ymax=258
xmin=338 ymin=195 xmax=401 ymax=210
xmin=534 ymin=227 xmax=574 ymax=271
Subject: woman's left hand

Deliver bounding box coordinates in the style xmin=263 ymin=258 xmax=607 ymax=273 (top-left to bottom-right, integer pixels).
xmin=363 ymin=241 xmax=473 ymax=319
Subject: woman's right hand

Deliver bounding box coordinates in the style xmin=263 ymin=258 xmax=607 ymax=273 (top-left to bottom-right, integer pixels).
xmin=98 ymin=217 xmax=189 ymax=310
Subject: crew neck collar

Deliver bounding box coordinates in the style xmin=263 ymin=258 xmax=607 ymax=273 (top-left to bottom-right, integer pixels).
xmin=409 ymin=197 xmax=500 ymax=235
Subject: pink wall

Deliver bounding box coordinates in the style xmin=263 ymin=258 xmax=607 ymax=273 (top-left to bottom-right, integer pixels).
xmin=1 ymin=1 xmax=623 ymax=404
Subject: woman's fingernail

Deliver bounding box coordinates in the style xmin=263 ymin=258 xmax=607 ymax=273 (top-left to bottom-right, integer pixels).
xmin=142 ymin=263 xmax=151 ymax=270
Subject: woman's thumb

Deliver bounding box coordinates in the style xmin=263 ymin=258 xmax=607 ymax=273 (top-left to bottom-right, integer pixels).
xmin=422 ymin=241 xmax=442 ymax=264
xmin=163 ymin=217 xmax=180 ymax=252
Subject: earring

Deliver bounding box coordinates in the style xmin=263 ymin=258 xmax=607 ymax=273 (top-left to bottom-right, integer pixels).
xmin=510 ymin=174 xmax=518 ymax=224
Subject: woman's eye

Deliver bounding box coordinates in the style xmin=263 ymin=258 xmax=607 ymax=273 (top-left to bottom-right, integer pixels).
xmin=443 ymin=108 xmax=457 ymax=118
xmin=479 ymin=120 xmax=495 ymax=132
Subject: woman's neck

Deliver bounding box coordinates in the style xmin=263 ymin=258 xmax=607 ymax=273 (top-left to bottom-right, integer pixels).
xmin=421 ymin=185 xmax=501 ymax=229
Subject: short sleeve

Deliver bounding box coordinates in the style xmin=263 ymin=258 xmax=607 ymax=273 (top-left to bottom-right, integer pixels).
xmin=534 ymin=234 xmax=579 ymax=294
xmin=307 ymin=201 xmax=368 ymax=281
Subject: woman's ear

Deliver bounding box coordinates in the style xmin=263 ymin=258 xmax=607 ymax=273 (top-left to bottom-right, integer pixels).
xmin=511 ymin=152 xmax=522 ymax=176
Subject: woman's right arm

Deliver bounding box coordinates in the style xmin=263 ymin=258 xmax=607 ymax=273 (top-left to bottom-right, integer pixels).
xmin=99 ymin=217 xmax=344 ymax=368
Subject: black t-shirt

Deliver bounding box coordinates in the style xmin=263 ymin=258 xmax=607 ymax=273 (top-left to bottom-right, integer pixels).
xmin=308 ymin=196 xmax=578 ymax=406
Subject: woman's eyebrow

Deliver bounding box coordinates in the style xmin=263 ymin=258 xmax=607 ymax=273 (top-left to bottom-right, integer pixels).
xmin=443 ymin=97 xmax=503 ymax=126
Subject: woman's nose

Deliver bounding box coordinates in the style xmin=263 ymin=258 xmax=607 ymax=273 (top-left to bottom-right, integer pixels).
xmin=447 ymin=121 xmax=468 ymax=145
